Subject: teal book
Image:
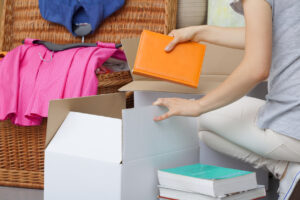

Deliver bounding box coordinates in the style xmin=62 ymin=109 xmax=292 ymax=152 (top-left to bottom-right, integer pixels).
xmin=158 ymin=164 xmax=257 ymax=197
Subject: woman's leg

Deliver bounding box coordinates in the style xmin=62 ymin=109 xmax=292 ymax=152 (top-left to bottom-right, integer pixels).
xmin=198 ymin=96 xmax=300 ymax=163
xmin=198 ymin=130 xmax=287 ymax=179
xmin=198 ymin=131 xmax=300 ymax=200
xmin=198 ymin=96 xmax=300 ymax=199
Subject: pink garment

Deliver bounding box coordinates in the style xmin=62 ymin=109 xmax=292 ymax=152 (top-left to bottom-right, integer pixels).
xmin=0 ymin=39 xmax=126 ymax=126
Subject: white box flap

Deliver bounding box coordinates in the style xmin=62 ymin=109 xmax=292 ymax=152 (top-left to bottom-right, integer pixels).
xmin=46 ymin=112 xmax=122 ymax=163
xmin=122 ymin=106 xmax=198 ymax=163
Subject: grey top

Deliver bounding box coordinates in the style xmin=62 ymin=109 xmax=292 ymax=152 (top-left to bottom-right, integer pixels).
xmin=231 ymin=0 xmax=300 ymax=140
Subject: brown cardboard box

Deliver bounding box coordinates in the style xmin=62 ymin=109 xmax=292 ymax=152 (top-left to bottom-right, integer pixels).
xmin=120 ymin=38 xmax=244 ymax=94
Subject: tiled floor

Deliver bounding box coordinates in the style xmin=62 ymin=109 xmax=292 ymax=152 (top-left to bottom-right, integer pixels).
xmin=0 ymin=186 xmax=43 ymax=200
xmin=0 ymin=176 xmax=279 ymax=200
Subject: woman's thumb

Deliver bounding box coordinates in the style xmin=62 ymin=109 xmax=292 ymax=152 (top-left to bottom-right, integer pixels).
xmin=165 ymin=38 xmax=179 ymax=52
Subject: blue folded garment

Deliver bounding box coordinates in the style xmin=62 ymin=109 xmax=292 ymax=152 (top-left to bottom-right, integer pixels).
xmin=39 ymin=0 xmax=125 ymax=37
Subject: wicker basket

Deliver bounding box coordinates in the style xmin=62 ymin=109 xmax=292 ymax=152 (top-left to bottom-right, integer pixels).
xmin=0 ymin=0 xmax=177 ymax=50
xmin=0 ymin=0 xmax=177 ymax=189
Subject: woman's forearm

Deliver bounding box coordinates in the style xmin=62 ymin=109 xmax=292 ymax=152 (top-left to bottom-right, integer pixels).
xmin=154 ymin=0 xmax=272 ymax=121
xmin=165 ymin=25 xmax=245 ymax=52
xmin=194 ymin=25 xmax=245 ymax=49
xmin=196 ymin=60 xmax=265 ymax=115
xmin=196 ymin=0 xmax=272 ymax=115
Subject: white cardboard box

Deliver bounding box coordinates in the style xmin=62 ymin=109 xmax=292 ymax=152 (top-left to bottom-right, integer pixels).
xmin=118 ymin=36 xmax=269 ymax=188
xmin=44 ymin=93 xmax=199 ymax=200
xmin=133 ymin=90 xmax=269 ymax=188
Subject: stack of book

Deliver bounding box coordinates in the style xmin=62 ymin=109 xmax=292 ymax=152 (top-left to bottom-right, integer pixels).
xmin=157 ymin=164 xmax=266 ymax=200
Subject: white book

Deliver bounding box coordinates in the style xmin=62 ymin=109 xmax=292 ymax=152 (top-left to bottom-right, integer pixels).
xmin=158 ymin=185 xmax=266 ymax=200
xmin=158 ymin=164 xmax=257 ymax=197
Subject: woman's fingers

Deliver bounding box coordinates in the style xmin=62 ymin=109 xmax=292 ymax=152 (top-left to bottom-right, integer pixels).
xmin=168 ymin=30 xmax=176 ymax=36
xmin=153 ymin=111 xmax=173 ymax=121
xmin=165 ymin=38 xmax=180 ymax=52
xmin=153 ymin=98 xmax=177 ymax=121
xmin=153 ymin=97 xmax=202 ymax=121
xmin=153 ymin=98 xmax=168 ymax=107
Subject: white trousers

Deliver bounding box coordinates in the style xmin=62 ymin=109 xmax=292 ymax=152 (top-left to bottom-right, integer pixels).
xmin=198 ymin=96 xmax=300 ymax=179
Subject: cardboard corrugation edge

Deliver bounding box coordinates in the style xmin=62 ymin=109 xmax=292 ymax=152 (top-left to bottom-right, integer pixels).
xmin=46 ymin=93 xmax=126 ymax=147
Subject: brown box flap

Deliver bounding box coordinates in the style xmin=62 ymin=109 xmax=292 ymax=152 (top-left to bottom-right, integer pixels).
xmin=120 ymin=38 xmax=244 ymax=94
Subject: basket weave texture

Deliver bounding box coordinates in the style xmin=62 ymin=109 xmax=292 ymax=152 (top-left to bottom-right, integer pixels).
xmin=0 ymin=0 xmax=177 ymax=189
xmin=0 ymin=0 xmax=177 ymax=51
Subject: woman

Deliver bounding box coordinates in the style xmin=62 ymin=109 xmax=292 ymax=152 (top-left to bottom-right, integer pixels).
xmin=153 ymin=0 xmax=300 ymax=199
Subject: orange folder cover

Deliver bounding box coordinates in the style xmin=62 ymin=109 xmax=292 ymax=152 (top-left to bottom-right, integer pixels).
xmin=133 ymin=30 xmax=206 ymax=88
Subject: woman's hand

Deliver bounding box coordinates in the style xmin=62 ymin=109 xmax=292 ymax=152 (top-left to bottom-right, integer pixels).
xmin=165 ymin=26 xmax=204 ymax=52
xmin=166 ymin=26 xmax=246 ymax=50
xmin=153 ymin=98 xmax=203 ymax=121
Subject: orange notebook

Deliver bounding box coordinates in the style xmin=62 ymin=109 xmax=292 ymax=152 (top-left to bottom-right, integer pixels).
xmin=133 ymin=30 xmax=206 ymax=88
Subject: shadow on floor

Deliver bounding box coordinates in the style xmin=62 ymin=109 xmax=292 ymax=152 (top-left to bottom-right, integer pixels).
xmin=0 ymin=175 xmax=279 ymax=200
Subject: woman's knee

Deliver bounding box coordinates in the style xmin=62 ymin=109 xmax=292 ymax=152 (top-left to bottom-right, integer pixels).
xmin=198 ymin=130 xmax=207 ymax=141
xmin=198 ymin=131 xmax=218 ymax=151
xmin=198 ymin=130 xmax=234 ymax=154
